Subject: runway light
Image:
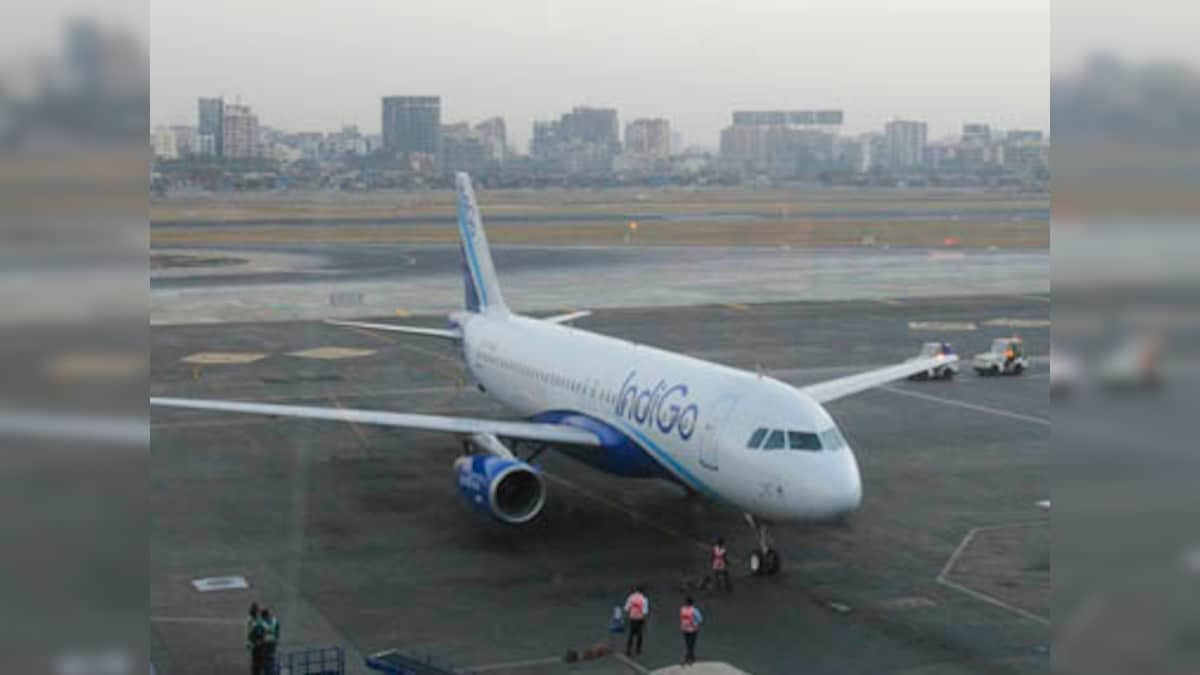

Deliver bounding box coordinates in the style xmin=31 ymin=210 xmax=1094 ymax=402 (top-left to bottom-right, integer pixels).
xmin=628 ymin=221 xmax=639 ymax=231
xmin=943 ymin=237 xmax=960 ymax=247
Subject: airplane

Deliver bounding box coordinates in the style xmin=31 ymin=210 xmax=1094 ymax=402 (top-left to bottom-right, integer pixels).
xmin=152 ymin=172 xmax=957 ymax=576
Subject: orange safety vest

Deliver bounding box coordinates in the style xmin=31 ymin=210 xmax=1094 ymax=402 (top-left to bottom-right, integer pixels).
xmin=680 ymin=606 xmax=699 ymax=633
xmin=627 ymin=593 xmax=647 ymax=620
xmin=711 ymin=545 xmax=727 ymax=571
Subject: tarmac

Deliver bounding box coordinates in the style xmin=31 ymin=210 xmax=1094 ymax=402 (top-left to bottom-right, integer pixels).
xmin=151 ymin=294 xmax=1049 ymax=674
xmin=150 ymin=243 xmax=1048 ymax=324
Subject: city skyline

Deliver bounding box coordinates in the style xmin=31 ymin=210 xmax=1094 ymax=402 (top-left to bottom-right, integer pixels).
xmin=159 ymin=94 xmax=1046 ymax=155
xmin=149 ymin=0 xmax=1049 ymax=149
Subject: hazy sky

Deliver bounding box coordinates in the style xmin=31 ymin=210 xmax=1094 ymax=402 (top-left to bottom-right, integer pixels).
xmin=150 ymin=0 xmax=1050 ymax=149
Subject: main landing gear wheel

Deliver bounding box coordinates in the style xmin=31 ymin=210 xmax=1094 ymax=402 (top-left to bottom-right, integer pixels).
xmin=749 ymin=548 xmax=781 ymax=575
xmin=745 ymin=514 xmax=782 ymax=576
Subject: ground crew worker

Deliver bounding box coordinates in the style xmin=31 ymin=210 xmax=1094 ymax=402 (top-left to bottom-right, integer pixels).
xmin=679 ymin=596 xmax=704 ymax=666
xmin=246 ymin=603 xmax=266 ymax=675
xmin=711 ymin=537 xmax=731 ymax=593
xmin=260 ymin=608 xmax=280 ymax=673
xmin=245 ymin=603 xmax=260 ymax=651
xmin=623 ymin=585 xmax=649 ymax=657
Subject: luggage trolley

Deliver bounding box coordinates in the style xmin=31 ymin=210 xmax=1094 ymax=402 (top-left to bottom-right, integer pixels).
xmin=271 ymin=646 xmax=345 ymax=675
xmin=364 ymin=648 xmax=476 ymax=675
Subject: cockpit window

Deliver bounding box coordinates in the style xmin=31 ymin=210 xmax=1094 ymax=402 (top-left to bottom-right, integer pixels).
xmin=747 ymin=427 xmax=768 ymax=449
xmin=819 ymin=428 xmax=846 ymax=451
xmin=762 ymin=429 xmax=785 ymax=450
xmin=787 ymin=431 xmax=821 ymax=451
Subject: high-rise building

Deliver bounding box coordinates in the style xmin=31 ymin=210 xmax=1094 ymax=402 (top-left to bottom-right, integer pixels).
xmin=151 ymin=125 xmax=177 ymax=159
xmin=1002 ymin=130 xmax=1048 ymax=173
xmin=474 ymin=117 xmax=507 ymax=164
xmin=561 ymin=107 xmax=619 ymax=150
xmin=884 ymin=120 xmax=927 ymax=170
xmin=625 ymin=118 xmax=671 ymax=158
xmin=381 ymin=96 xmax=441 ymax=158
xmin=962 ymin=123 xmax=991 ymax=145
xmin=221 ymin=103 xmax=260 ymax=159
xmin=531 ymin=120 xmax=563 ymax=159
xmin=197 ymin=97 xmax=224 ymax=157
xmin=720 ymin=109 xmax=841 ymax=177
xmin=531 ymin=107 xmax=620 ymax=175
xmin=440 ymin=122 xmax=489 ymax=174
xmin=170 ymin=125 xmax=197 ymax=157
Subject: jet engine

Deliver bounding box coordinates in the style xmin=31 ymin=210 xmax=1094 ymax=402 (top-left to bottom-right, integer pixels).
xmin=454 ymin=454 xmax=546 ymax=524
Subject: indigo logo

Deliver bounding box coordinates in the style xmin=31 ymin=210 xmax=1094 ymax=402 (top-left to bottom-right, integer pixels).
xmin=615 ymin=371 xmax=699 ymax=440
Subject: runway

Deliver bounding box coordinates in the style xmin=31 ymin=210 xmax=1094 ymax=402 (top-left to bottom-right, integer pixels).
xmin=150 ymin=243 xmax=1048 ymax=325
xmin=151 ymin=295 xmax=1049 ymax=674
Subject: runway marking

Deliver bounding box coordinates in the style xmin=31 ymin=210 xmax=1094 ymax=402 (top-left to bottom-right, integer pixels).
xmin=724 ymin=303 xmax=751 ymax=311
xmin=329 ymin=395 xmax=371 ymax=448
xmin=1013 ymin=294 xmax=1051 ymax=303
xmin=1037 ymin=500 xmax=1051 ymax=510
xmin=286 ymin=347 xmax=377 ymax=360
xmin=869 ymin=596 xmax=937 ymax=611
xmin=150 ymin=616 xmax=244 ymax=626
xmin=878 ymin=386 xmax=1050 ymax=427
xmin=191 ymin=575 xmax=249 ymax=592
xmin=908 ymin=321 xmax=977 ymax=331
xmin=875 ymin=298 xmax=903 ymax=306
xmin=983 ymin=317 xmax=1051 ymax=328
xmin=181 ymin=352 xmax=267 ymax=365
xmin=937 ymin=522 xmax=1049 ymax=626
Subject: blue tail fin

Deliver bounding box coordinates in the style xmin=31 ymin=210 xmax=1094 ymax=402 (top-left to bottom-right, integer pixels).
xmin=454 ymin=173 xmax=508 ymax=314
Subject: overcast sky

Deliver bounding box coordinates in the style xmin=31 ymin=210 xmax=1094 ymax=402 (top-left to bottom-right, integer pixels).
xmin=149 ymin=0 xmax=1051 ymax=149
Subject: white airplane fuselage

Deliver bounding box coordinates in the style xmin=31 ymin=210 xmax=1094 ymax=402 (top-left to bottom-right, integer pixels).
xmin=456 ymin=310 xmax=863 ymax=522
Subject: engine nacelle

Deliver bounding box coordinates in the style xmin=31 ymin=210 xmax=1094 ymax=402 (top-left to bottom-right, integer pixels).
xmin=454 ymin=454 xmax=546 ymax=525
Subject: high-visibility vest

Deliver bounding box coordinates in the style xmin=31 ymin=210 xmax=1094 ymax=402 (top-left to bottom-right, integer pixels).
xmin=711 ymin=545 xmax=727 ymax=571
xmin=626 ymin=593 xmax=647 ymax=620
xmin=680 ymin=606 xmax=699 ymax=633
xmin=245 ymin=616 xmax=261 ymax=648
xmin=263 ymin=618 xmax=279 ymax=644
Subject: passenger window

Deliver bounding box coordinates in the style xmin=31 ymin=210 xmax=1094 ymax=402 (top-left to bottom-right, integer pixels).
xmin=763 ymin=430 xmax=785 ymax=450
xmin=787 ymin=431 xmax=821 ymax=451
xmin=747 ymin=428 xmax=767 ymax=448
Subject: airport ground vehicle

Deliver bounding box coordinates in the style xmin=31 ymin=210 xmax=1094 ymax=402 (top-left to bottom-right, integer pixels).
xmin=973 ymin=337 xmax=1028 ymax=375
xmin=906 ymin=342 xmax=959 ymax=380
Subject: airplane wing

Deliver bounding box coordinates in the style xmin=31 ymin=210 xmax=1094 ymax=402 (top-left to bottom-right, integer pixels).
xmin=325 ymin=319 xmax=462 ymax=340
xmin=542 ymin=310 xmax=592 ymax=325
xmin=150 ymin=397 xmax=601 ymax=446
xmin=800 ymin=354 xmax=959 ymax=404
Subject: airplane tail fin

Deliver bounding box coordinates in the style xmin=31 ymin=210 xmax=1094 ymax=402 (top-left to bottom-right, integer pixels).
xmin=454 ymin=172 xmax=508 ymax=314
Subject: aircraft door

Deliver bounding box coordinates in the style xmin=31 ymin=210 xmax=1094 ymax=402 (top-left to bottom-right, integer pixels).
xmin=699 ymin=395 xmax=737 ymax=471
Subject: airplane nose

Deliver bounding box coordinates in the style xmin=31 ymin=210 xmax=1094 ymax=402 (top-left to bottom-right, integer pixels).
xmin=830 ymin=447 xmax=863 ymax=517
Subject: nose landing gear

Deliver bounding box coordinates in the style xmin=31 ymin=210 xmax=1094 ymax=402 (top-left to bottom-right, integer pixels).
xmin=745 ymin=514 xmax=781 ymax=576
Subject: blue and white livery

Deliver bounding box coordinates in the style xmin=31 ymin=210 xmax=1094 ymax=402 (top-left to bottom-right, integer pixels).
xmin=152 ymin=173 xmax=957 ymax=576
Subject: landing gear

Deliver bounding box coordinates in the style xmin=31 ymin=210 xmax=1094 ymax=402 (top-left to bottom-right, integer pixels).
xmin=744 ymin=514 xmax=782 ymax=576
